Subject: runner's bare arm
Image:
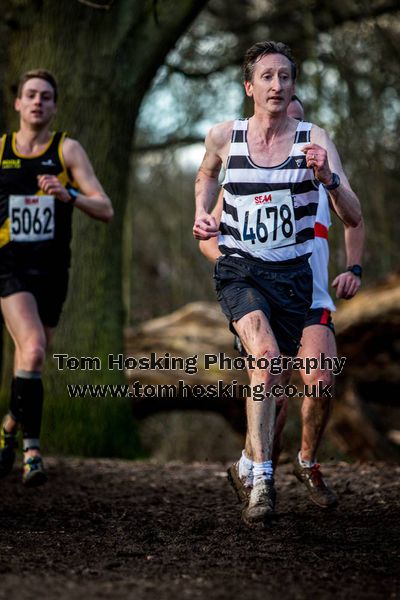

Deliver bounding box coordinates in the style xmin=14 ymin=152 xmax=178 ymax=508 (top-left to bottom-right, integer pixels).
xmin=38 ymin=138 xmax=113 ymax=223
xmin=332 ymin=216 xmax=365 ymax=299
xmin=343 ymin=216 xmax=364 ymax=266
xmin=193 ymin=121 xmax=232 ymax=240
xmin=198 ymin=188 xmax=224 ymax=263
xmin=303 ymin=126 xmax=361 ymax=227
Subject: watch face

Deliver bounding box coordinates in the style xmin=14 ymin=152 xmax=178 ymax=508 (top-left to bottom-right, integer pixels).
xmin=350 ymin=265 xmax=362 ymax=277
xmin=325 ymin=172 xmax=340 ymax=190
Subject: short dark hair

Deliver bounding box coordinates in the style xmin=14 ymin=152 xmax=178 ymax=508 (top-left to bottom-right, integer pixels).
xmin=17 ymin=69 xmax=58 ymax=103
xmin=243 ymin=41 xmax=297 ymax=83
xmin=291 ymin=94 xmax=303 ymax=107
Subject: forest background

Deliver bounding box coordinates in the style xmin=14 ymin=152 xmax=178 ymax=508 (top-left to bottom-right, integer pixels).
xmin=0 ymin=0 xmax=399 ymax=459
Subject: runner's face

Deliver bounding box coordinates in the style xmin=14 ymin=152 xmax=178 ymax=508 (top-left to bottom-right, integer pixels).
xmin=15 ymin=78 xmax=57 ymax=128
xmin=244 ymin=53 xmax=295 ymax=115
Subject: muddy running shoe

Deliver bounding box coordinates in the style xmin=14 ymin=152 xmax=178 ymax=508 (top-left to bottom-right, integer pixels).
xmin=0 ymin=421 xmax=17 ymax=478
xmin=241 ymin=479 xmax=276 ymax=527
xmin=227 ymin=462 xmax=252 ymax=504
xmin=293 ymin=457 xmax=337 ymax=508
xmin=23 ymin=455 xmax=47 ymax=487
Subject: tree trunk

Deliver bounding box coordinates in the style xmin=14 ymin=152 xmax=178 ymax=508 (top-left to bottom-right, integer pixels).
xmin=0 ymin=0 xmax=208 ymax=391
xmin=0 ymin=0 xmax=207 ymax=456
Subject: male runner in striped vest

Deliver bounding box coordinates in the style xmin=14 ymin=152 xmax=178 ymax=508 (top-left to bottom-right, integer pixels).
xmin=193 ymin=42 xmax=362 ymax=527
xmin=199 ymin=96 xmax=364 ymax=515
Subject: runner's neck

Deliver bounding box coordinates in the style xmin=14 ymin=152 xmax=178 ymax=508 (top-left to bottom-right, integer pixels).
xmin=246 ymin=116 xmax=299 ymax=168
xmin=15 ymin=127 xmax=53 ymax=156
xmin=248 ymin=113 xmax=295 ymax=145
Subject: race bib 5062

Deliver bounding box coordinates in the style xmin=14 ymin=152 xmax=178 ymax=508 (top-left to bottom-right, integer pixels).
xmin=9 ymin=195 xmax=55 ymax=242
xmin=236 ymin=189 xmax=295 ymax=250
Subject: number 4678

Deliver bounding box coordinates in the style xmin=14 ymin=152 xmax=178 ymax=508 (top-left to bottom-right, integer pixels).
xmin=242 ymin=204 xmax=294 ymax=244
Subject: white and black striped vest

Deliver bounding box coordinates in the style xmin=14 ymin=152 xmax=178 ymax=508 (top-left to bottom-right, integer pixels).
xmin=219 ymin=119 xmax=319 ymax=265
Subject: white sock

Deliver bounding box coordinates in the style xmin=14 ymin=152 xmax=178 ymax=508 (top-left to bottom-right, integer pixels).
xmin=298 ymin=451 xmax=316 ymax=468
xmin=23 ymin=438 xmax=40 ymax=452
xmin=238 ymin=450 xmax=253 ymax=486
xmin=253 ymin=460 xmax=274 ymax=482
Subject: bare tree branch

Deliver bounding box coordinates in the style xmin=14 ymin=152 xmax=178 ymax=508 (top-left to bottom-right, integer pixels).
xmin=205 ymin=0 xmax=400 ymax=37
xmin=374 ymin=22 xmax=400 ymax=64
xmin=134 ymin=135 xmax=204 ymax=153
xmin=77 ymin=0 xmax=115 ymax=9
xmin=153 ymin=0 xmax=160 ymax=25
xmin=317 ymin=0 xmax=400 ymax=30
xmin=166 ymin=59 xmax=242 ymax=79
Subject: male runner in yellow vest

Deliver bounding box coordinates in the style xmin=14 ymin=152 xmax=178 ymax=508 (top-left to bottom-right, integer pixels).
xmin=0 ymin=69 xmax=113 ymax=486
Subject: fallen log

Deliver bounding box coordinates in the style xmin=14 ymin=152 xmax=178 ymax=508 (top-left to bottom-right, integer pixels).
xmin=125 ymin=275 xmax=400 ymax=461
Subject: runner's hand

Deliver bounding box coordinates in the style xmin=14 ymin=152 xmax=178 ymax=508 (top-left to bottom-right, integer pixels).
xmin=301 ymin=143 xmax=332 ymax=185
xmin=332 ymin=271 xmax=361 ymax=299
xmin=193 ymin=214 xmax=219 ymax=240
xmin=37 ymin=175 xmax=72 ymax=203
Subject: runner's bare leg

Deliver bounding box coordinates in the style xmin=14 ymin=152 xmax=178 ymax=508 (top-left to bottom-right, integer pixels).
xmin=297 ymin=325 xmax=336 ymax=462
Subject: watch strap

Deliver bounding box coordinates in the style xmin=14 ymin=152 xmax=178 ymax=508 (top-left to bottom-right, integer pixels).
xmin=324 ymin=172 xmax=340 ymax=190
xmin=67 ymin=186 xmax=79 ymax=205
xmin=347 ymin=264 xmax=362 ymax=278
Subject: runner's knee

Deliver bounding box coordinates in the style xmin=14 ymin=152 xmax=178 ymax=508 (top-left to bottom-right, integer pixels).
xmin=19 ymin=342 xmax=46 ymax=371
xmin=254 ymin=346 xmax=281 ymax=362
xmin=302 ymin=370 xmax=334 ymax=390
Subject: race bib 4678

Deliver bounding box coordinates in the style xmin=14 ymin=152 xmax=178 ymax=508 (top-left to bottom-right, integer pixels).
xmin=9 ymin=195 xmax=55 ymax=242
xmin=236 ymin=189 xmax=295 ymax=250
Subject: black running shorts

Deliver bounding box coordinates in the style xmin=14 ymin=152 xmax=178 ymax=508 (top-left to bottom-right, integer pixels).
xmin=0 ymin=270 xmax=69 ymax=328
xmin=214 ymin=255 xmax=312 ymax=357
xmin=304 ymin=307 xmax=335 ymax=333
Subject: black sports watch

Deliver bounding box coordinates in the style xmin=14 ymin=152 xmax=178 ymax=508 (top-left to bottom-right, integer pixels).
xmin=347 ymin=264 xmax=362 ymax=278
xmin=323 ymin=172 xmax=340 ymax=190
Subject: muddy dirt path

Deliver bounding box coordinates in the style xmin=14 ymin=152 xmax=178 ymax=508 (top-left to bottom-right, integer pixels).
xmin=0 ymin=459 xmax=399 ymax=599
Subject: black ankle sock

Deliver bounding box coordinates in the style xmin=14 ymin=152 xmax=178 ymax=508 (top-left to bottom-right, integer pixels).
xmin=9 ymin=377 xmax=21 ymax=423
xmin=14 ymin=376 xmax=44 ymax=439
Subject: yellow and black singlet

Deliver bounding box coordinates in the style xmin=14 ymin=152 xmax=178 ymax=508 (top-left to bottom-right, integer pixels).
xmin=0 ymin=131 xmax=74 ymax=275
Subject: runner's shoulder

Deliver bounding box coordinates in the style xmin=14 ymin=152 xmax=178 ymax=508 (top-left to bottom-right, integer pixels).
xmin=310 ymin=123 xmax=331 ymax=148
xmin=62 ymin=136 xmax=81 ymax=153
xmin=61 ymin=136 xmax=87 ymax=166
xmin=206 ymin=120 xmax=235 ymax=152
